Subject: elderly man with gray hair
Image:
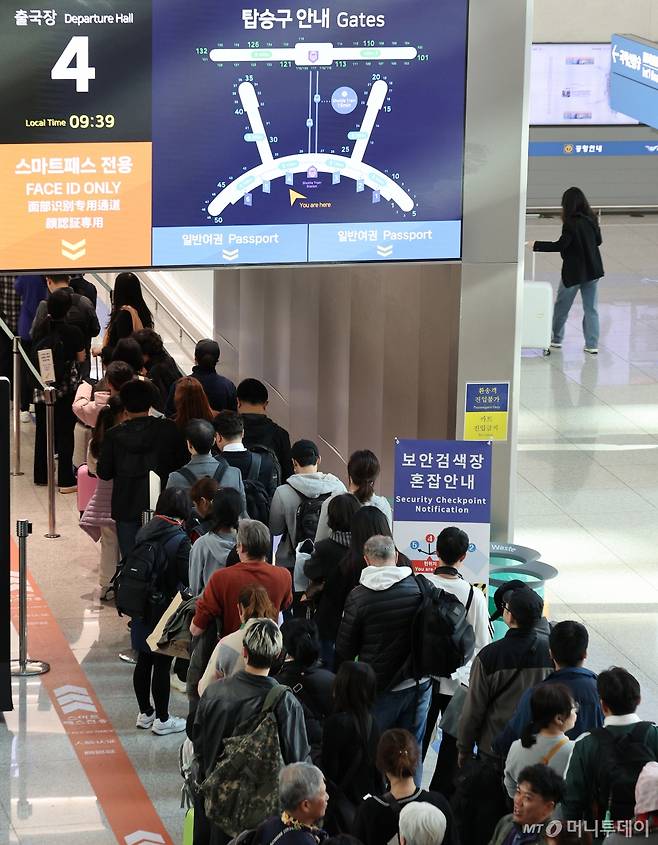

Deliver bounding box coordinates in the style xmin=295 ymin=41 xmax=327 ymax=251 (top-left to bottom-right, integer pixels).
xmin=336 ymin=535 xmax=431 ymax=786
xmin=251 ymin=763 xmax=329 ymax=844
xmin=192 ymin=618 xmax=310 ymax=844
xmin=399 ymin=802 xmax=447 ymax=845
xmin=191 ymin=519 xmax=293 ymax=639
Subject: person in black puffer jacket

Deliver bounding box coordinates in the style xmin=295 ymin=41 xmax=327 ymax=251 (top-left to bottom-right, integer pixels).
xmin=276 ymin=619 xmax=335 ymax=765
xmin=335 ymin=534 xmax=429 ymax=785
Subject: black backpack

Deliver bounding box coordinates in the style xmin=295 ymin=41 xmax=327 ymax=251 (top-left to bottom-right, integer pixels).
xmin=249 ymin=444 xmax=281 ymax=490
xmin=289 ymin=485 xmax=331 ymax=545
xmin=593 ymin=722 xmax=658 ymax=822
xmin=408 ymin=574 xmax=475 ymax=679
xmin=31 ymin=325 xmax=80 ymax=396
xmin=66 ymin=291 xmax=91 ymax=341
xmin=177 ymin=458 xmax=229 ymax=488
xmin=242 ymin=452 xmax=272 ymax=522
xmin=113 ymin=528 xmax=184 ymax=625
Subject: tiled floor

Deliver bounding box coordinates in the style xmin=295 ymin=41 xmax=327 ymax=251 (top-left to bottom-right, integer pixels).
xmin=2 ymin=215 xmax=658 ymax=843
xmin=519 ymin=214 xmax=658 ymax=718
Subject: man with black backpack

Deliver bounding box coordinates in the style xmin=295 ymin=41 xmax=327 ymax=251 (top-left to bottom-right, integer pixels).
xmin=166 ymin=418 xmax=247 ymax=516
xmin=269 ymin=439 xmax=345 ymax=571
xmin=335 ymin=535 xmax=431 ymax=786
xmin=213 ymin=410 xmax=278 ymax=521
xmin=31 ymin=273 xmax=100 ymax=380
xmin=563 ymin=667 xmax=658 ymax=831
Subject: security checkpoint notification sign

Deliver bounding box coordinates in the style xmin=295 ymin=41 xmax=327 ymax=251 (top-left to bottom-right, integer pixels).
xmin=393 ymin=438 xmax=492 ymax=590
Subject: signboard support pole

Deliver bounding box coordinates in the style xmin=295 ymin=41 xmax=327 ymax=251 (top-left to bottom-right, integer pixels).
xmin=11 ymin=337 xmax=23 ymax=478
xmin=11 ymin=520 xmax=50 ymax=677
xmin=44 ymin=387 xmax=60 ymax=539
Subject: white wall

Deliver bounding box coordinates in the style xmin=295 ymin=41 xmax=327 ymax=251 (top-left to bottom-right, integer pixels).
xmin=144 ymin=269 xmax=214 ymax=339
xmin=534 ymin=0 xmax=658 ymax=42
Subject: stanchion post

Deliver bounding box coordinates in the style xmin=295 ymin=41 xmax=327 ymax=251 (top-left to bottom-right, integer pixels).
xmin=44 ymin=387 xmax=59 ymax=539
xmin=11 ymin=336 xmax=23 ymax=477
xmin=11 ymin=519 xmax=49 ymax=677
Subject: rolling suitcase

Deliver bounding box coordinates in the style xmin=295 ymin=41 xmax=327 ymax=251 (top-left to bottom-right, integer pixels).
xmin=522 ymin=280 xmax=553 ymax=355
xmin=76 ymin=464 xmax=98 ymax=515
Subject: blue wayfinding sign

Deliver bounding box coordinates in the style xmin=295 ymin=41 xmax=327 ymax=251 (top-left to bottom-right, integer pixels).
xmin=610 ymin=34 xmax=658 ymax=128
xmin=529 ymin=141 xmax=658 ymax=157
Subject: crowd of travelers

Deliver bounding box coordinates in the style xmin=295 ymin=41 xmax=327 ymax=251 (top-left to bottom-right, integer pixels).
xmin=2 ymin=271 xmax=657 ymax=845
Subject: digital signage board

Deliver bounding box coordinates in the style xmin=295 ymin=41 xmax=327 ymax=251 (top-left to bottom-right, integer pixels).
xmin=530 ymin=43 xmax=637 ymax=126
xmin=0 ymin=0 xmax=468 ymax=271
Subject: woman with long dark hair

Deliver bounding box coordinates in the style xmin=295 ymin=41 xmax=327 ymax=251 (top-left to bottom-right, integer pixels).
xmin=530 ymin=186 xmax=604 ymax=354
xmin=342 ymin=505 xmax=409 ymax=592
xmin=315 ymin=450 xmax=391 ymax=542
xmin=322 ymin=662 xmax=383 ymax=834
xmin=504 ymin=683 xmax=576 ymax=798
xmin=102 ymin=272 xmax=153 ymax=351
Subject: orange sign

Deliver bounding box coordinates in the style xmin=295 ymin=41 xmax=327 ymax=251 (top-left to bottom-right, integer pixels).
xmin=0 ymin=141 xmax=152 ymax=270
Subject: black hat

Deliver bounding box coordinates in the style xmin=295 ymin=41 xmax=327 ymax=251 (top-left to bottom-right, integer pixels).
xmin=491 ymin=579 xmax=528 ymax=621
xmin=505 ymin=585 xmax=544 ymax=629
xmin=291 ymin=439 xmax=320 ymax=467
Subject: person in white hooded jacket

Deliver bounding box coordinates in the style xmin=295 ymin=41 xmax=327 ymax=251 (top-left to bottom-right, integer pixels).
xmin=269 ymin=439 xmax=346 ymax=570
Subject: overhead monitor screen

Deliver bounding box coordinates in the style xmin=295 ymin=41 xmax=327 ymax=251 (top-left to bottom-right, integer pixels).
xmin=530 ymin=43 xmax=639 ymax=126
xmin=0 ymin=0 xmax=468 ymax=271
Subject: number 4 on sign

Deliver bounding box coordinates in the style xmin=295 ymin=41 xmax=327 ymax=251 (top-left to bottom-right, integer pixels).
xmin=51 ymin=36 xmax=96 ymax=93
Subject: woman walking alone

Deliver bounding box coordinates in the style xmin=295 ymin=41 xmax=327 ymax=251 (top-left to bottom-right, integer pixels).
xmin=530 ymin=186 xmax=604 ymax=354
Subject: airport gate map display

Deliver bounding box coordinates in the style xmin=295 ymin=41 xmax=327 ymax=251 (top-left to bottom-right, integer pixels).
xmin=0 ymin=0 xmax=468 ymax=270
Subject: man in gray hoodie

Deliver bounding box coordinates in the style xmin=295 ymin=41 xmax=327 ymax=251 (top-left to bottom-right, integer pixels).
xmin=269 ymin=439 xmax=345 ymax=570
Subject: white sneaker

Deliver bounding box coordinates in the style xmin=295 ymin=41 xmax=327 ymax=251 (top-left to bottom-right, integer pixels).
xmin=584 ymin=347 xmax=598 ymax=355
xmin=136 ymin=711 xmax=155 ymax=729
xmin=550 ymin=341 xmax=562 ymax=349
xmin=170 ymin=673 xmax=187 ymax=693
xmin=152 ymin=715 xmax=186 ymax=735
xmin=20 ymin=411 xmax=31 ymax=423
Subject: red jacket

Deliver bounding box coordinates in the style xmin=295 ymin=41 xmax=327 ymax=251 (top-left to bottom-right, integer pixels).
xmin=193 ymin=561 xmax=293 ymax=636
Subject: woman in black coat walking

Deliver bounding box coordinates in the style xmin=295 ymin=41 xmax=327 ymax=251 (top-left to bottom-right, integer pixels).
xmin=530 ymin=186 xmax=604 ymax=354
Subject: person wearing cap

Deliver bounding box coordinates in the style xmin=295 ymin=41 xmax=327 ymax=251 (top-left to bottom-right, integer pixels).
xmin=269 ymin=439 xmax=346 ymax=570
xmin=164 ymin=338 xmax=237 ymax=417
xmin=457 ymin=583 xmax=553 ymax=769
xmin=605 ymin=761 xmax=658 ymax=843
xmin=562 ymin=667 xmax=658 ymax=830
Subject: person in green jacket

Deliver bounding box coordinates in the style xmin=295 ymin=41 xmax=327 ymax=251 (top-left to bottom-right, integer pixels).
xmin=489 ymin=764 xmax=564 ymax=845
xmin=562 ymin=667 xmax=658 ymax=827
